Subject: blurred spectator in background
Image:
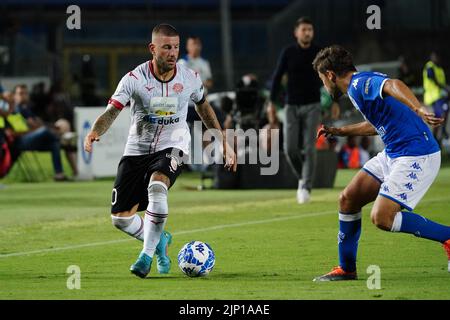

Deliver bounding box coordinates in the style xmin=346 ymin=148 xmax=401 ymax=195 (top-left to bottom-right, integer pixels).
xmin=320 ymin=86 xmax=340 ymax=122
xmin=30 ymin=82 xmax=49 ymax=121
xmin=423 ymin=52 xmax=450 ymax=142
xmin=398 ymin=56 xmax=416 ymax=87
xmin=359 ymin=136 xmax=371 ymax=166
xmin=179 ymin=36 xmax=213 ymax=92
xmin=267 ymin=16 xmax=322 ymax=204
xmin=180 ymin=36 xmax=214 ymax=172
xmin=0 ymin=83 xmax=14 ymax=177
xmin=338 ymin=136 xmax=372 ymax=169
xmin=218 ymin=96 xmax=234 ymax=130
xmin=80 ymin=54 xmax=101 ymax=106
xmin=69 ymin=73 xmax=82 ymax=107
xmin=235 ymin=73 xmax=265 ymax=130
xmin=5 ymin=84 xmax=74 ymax=180
xmin=47 ymin=81 xmax=74 ymax=126
xmin=338 ymin=136 xmax=360 ymax=169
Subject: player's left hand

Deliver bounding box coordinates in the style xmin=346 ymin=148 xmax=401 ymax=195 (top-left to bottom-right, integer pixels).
xmin=223 ymin=140 xmax=237 ymax=172
xmin=417 ymin=107 xmax=444 ymax=127
xmin=317 ymin=125 xmax=340 ymax=139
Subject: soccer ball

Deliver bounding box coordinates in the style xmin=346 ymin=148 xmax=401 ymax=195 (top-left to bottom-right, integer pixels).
xmin=177 ymin=241 xmax=215 ymax=277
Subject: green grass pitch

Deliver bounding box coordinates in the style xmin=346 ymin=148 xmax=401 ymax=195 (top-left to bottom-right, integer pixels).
xmin=1 ymin=161 xmax=450 ymax=299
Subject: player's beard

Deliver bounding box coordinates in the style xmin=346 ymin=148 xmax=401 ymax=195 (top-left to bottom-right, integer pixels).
xmin=155 ymin=57 xmax=175 ymax=74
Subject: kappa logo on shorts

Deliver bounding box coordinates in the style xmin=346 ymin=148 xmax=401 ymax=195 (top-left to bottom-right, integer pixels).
xmin=382 ymin=185 xmax=390 ymax=193
xmin=397 ymin=193 xmax=408 ymax=201
xmin=411 ymin=162 xmax=422 ymax=171
xmin=404 ymin=183 xmax=414 ymax=191
xmin=407 ymin=172 xmax=418 ymax=180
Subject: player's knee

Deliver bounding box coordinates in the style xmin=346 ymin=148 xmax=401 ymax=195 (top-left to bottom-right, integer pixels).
xmin=147 ymin=181 xmax=168 ymax=214
xmin=370 ymin=209 xmax=393 ymax=231
xmin=111 ymin=213 xmax=133 ymax=230
xmin=339 ymin=190 xmax=353 ymax=210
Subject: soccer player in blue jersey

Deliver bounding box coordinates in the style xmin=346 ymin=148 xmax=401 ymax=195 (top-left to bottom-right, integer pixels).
xmin=312 ymin=45 xmax=450 ymax=281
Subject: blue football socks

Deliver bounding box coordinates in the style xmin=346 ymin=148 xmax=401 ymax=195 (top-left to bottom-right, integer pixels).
xmin=338 ymin=212 xmax=362 ymax=272
xmin=392 ymin=211 xmax=450 ymax=243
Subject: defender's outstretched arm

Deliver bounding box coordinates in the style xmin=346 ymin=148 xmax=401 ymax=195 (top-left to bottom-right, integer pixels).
xmin=317 ymin=121 xmax=377 ymax=138
xmin=84 ymin=104 xmax=122 ymax=153
xmin=383 ymin=79 xmax=444 ymax=127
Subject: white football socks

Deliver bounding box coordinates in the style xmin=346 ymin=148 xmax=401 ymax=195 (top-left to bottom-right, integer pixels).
xmin=142 ymin=181 xmax=168 ymax=257
xmin=111 ymin=214 xmax=144 ymax=241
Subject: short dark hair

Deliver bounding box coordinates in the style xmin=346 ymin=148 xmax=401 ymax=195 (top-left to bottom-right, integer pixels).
xmin=312 ymin=45 xmax=357 ymax=76
xmin=152 ymin=23 xmax=179 ymax=38
xmin=13 ymin=84 xmax=28 ymax=94
xmin=187 ymin=35 xmax=201 ymax=42
xmin=295 ymin=16 xmax=313 ymax=28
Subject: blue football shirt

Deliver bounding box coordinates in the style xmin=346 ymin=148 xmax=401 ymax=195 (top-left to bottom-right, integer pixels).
xmin=347 ymin=71 xmax=439 ymax=158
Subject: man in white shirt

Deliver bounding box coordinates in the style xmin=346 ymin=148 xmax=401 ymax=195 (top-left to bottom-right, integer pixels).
xmin=178 ymin=36 xmax=213 ymax=91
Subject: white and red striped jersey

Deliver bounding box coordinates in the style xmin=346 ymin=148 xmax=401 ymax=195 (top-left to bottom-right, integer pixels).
xmin=109 ymin=60 xmax=205 ymax=156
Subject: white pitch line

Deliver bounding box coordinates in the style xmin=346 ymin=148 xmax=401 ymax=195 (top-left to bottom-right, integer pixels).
xmin=0 ymin=210 xmax=335 ymax=259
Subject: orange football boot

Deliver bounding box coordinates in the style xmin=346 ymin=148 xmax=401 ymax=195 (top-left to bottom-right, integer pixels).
xmin=313 ymin=266 xmax=357 ymax=282
xmin=443 ymin=240 xmax=450 ymax=273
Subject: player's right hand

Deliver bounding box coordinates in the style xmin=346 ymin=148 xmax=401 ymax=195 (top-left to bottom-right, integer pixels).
xmin=84 ymin=131 xmax=100 ymax=153
xmin=417 ymin=107 xmax=444 ymax=128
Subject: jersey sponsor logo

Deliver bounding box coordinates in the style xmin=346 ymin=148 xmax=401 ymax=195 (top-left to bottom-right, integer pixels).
xmin=172 ymin=83 xmax=184 ymax=93
xmin=143 ymin=114 xmax=180 ymax=125
xmin=149 ymin=96 xmax=178 ymax=116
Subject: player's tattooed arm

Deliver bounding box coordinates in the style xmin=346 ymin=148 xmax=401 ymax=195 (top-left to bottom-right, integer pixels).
xmin=195 ymin=99 xmax=237 ymax=172
xmin=383 ymin=79 xmax=444 ymax=127
xmin=317 ymin=121 xmax=377 ymax=138
xmin=84 ymin=104 xmax=121 ymax=152
xmin=194 ymin=99 xmax=221 ymax=131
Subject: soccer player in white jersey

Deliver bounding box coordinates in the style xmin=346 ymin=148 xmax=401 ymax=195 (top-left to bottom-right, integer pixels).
xmin=84 ymin=24 xmax=237 ymax=278
xmin=312 ymin=46 xmax=450 ymax=281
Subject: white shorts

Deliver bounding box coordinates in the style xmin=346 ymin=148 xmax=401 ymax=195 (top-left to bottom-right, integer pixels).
xmin=362 ymin=150 xmax=441 ymax=211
